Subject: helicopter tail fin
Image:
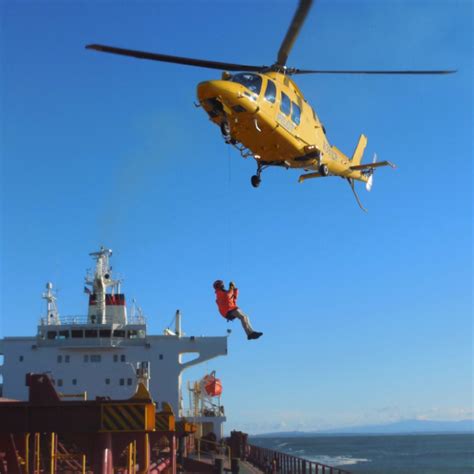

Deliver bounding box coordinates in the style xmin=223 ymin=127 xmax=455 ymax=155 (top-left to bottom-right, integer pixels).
xmin=351 ymin=134 xmax=368 ymax=167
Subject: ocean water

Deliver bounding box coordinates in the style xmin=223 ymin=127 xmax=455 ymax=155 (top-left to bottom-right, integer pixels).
xmin=250 ymin=434 xmax=474 ymax=474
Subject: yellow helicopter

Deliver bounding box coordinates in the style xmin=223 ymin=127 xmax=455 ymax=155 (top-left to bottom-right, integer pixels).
xmin=86 ymin=0 xmax=454 ymax=211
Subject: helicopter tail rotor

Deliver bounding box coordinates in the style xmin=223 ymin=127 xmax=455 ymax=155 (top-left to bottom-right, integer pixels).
xmin=365 ymin=153 xmax=377 ymax=191
xmin=350 ymin=154 xmax=395 ymax=192
xmin=366 ymin=174 xmax=373 ymax=192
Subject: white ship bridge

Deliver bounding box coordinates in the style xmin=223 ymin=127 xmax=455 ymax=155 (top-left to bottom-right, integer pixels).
xmin=0 ymin=247 xmax=228 ymax=438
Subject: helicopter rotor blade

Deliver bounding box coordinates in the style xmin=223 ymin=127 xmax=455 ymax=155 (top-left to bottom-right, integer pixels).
xmin=86 ymin=44 xmax=268 ymax=72
xmin=292 ymin=68 xmax=456 ymax=75
xmin=276 ymin=0 xmax=313 ymax=68
xmin=85 ymin=46 xmax=456 ymax=76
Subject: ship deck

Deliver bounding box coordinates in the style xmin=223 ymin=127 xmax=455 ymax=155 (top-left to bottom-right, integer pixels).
xmin=186 ymin=452 xmax=263 ymax=474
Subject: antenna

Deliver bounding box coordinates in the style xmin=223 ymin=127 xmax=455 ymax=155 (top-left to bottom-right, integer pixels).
xmin=85 ymin=246 xmax=122 ymax=323
xmin=175 ymin=310 xmax=182 ymax=338
xmin=42 ymin=282 xmax=60 ymax=325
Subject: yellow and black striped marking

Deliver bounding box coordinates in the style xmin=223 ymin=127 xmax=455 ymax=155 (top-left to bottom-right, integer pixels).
xmin=101 ymin=403 xmax=147 ymax=432
xmin=176 ymin=421 xmax=196 ymax=435
xmin=155 ymin=412 xmax=175 ymax=432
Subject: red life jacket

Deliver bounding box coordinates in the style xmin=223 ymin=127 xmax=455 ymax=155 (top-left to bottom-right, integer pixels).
xmin=215 ymin=287 xmax=239 ymax=317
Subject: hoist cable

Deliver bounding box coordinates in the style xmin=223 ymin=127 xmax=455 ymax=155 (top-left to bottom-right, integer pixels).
xmin=227 ymin=146 xmax=233 ymax=274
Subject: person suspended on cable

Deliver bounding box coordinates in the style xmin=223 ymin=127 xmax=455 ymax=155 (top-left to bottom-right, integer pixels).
xmin=213 ymin=280 xmax=263 ymax=340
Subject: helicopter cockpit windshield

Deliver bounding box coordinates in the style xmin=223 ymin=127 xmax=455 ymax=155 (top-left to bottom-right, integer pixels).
xmin=231 ymin=73 xmax=262 ymax=95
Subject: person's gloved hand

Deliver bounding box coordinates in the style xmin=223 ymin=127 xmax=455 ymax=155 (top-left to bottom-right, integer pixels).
xmin=229 ymin=281 xmax=236 ymax=288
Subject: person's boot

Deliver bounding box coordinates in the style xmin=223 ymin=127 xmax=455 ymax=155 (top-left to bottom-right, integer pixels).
xmin=247 ymin=331 xmax=263 ymax=340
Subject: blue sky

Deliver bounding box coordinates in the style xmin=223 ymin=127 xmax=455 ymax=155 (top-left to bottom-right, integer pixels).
xmin=1 ymin=0 xmax=472 ymax=433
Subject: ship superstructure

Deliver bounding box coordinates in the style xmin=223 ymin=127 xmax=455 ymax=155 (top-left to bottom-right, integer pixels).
xmin=0 ymin=247 xmax=228 ymax=438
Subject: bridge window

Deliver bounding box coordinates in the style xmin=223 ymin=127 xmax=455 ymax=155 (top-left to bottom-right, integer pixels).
xmin=120 ymin=355 xmax=126 ymax=362
xmin=120 ymin=378 xmax=125 ymax=386
xmin=127 ymin=378 xmax=133 ymax=386
xmin=291 ymin=102 xmax=301 ymax=125
xmin=232 ymin=73 xmax=262 ymax=95
xmin=58 ymin=330 xmax=69 ymax=339
xmin=85 ymin=330 xmax=98 ymax=338
xmin=113 ymin=329 xmax=125 ymax=338
xmin=71 ymin=330 xmax=83 ymax=338
xmin=99 ymin=329 xmax=111 ymax=338
xmin=90 ymin=355 xmax=101 ymax=363
xmin=57 ymin=355 xmax=63 ymax=363
xmin=47 ymin=331 xmax=57 ymax=340
xmin=72 ymin=379 xmax=77 ymax=385
xmin=280 ymin=92 xmax=291 ymax=116
xmin=264 ymin=79 xmax=276 ymax=103
xmin=105 ymin=378 xmax=110 ymax=385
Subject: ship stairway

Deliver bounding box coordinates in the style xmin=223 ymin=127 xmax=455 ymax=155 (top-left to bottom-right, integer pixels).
xmin=56 ymin=440 xmax=88 ymax=473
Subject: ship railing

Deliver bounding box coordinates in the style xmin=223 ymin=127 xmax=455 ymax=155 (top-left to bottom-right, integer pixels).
xmin=247 ymin=444 xmax=352 ymax=474
xmin=183 ymin=407 xmax=224 ymax=418
xmin=38 ymin=314 xmax=147 ymax=326
xmin=196 ymin=438 xmax=232 ymax=468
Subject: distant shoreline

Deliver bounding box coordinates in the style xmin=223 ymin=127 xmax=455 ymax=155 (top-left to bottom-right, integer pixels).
xmin=249 ymin=419 xmax=474 ymax=437
xmin=251 ymin=431 xmax=474 ymax=437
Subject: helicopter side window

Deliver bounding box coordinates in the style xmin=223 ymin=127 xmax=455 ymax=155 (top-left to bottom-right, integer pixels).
xmin=280 ymin=92 xmax=291 ymax=116
xmin=291 ymin=102 xmax=301 ymax=125
xmin=232 ymin=73 xmax=262 ymax=95
xmin=264 ymin=79 xmax=276 ymax=103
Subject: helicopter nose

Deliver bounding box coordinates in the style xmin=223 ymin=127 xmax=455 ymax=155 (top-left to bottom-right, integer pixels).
xmin=197 ymin=80 xmax=258 ymax=114
xmin=197 ymin=80 xmax=232 ymax=101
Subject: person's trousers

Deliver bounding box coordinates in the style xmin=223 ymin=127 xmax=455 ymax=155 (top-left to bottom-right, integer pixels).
xmin=226 ymin=308 xmax=254 ymax=336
